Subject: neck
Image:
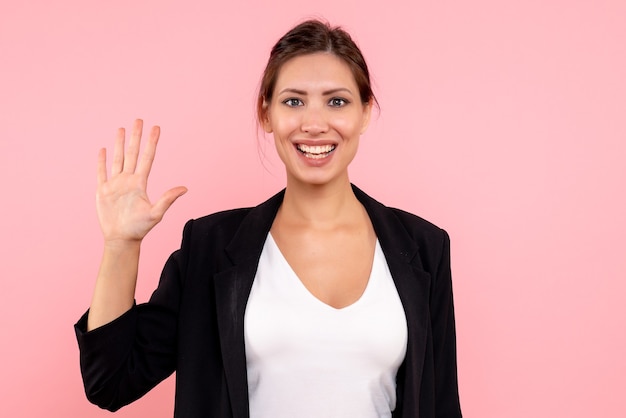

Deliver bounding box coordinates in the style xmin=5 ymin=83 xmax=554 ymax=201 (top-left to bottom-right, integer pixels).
xmin=280 ymin=176 xmax=361 ymax=227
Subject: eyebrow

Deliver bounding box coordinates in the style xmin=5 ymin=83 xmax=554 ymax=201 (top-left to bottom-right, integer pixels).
xmin=277 ymin=87 xmax=354 ymax=96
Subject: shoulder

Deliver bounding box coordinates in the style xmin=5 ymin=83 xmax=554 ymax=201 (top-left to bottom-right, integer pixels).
xmin=387 ymin=207 xmax=449 ymax=243
xmin=179 ymin=189 xmax=285 ymax=251
xmin=353 ymin=184 xmax=449 ymax=245
xmin=387 ymin=206 xmax=445 ymax=233
xmin=189 ymin=207 xmax=254 ymax=233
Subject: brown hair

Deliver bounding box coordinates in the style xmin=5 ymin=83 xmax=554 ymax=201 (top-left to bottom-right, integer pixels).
xmin=257 ymin=19 xmax=377 ymax=124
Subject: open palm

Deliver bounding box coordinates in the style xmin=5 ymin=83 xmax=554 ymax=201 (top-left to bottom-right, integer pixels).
xmin=96 ymin=119 xmax=187 ymax=243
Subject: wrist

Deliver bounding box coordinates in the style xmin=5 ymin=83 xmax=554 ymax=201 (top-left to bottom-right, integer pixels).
xmin=103 ymin=238 xmax=142 ymax=253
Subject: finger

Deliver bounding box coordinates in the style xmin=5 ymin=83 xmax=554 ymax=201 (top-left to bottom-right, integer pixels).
xmin=111 ymin=128 xmax=125 ymax=175
xmin=97 ymin=148 xmax=107 ymax=186
xmin=123 ymin=119 xmax=143 ymax=173
xmin=151 ymin=186 xmax=188 ymax=220
xmin=136 ymin=125 xmax=160 ymax=180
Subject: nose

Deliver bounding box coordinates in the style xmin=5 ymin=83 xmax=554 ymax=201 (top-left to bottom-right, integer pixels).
xmin=300 ymin=105 xmax=329 ymax=135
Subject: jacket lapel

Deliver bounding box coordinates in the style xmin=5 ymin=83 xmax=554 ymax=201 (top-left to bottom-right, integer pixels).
xmin=213 ymin=190 xmax=284 ymax=418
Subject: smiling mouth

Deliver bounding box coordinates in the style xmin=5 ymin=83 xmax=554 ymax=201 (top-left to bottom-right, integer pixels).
xmin=296 ymin=144 xmax=336 ymax=159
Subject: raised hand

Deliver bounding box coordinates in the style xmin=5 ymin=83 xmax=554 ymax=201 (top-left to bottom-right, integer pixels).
xmin=96 ymin=119 xmax=187 ymax=244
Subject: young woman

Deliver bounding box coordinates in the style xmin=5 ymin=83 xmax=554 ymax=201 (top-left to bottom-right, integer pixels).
xmin=76 ymin=19 xmax=462 ymax=418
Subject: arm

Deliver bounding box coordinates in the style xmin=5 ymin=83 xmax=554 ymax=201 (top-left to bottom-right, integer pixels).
xmin=76 ymin=120 xmax=187 ymax=410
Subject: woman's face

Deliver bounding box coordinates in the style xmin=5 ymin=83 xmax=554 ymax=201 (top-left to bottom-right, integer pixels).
xmin=263 ymin=52 xmax=372 ymax=188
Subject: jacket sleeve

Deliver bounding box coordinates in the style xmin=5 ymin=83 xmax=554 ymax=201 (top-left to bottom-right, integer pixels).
xmin=74 ymin=221 xmax=192 ymax=411
xmin=431 ymin=229 xmax=462 ymax=417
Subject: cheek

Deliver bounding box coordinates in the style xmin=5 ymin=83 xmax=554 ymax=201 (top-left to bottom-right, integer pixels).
xmin=272 ymin=112 xmax=300 ymax=137
xmin=335 ymin=114 xmax=365 ymax=136
xmin=272 ymin=130 xmax=293 ymax=158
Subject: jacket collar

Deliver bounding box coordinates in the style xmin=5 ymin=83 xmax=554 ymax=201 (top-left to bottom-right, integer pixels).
xmin=213 ymin=185 xmax=429 ymax=418
xmin=222 ymin=184 xmax=421 ymax=265
xmin=224 ymin=189 xmax=284 ymax=265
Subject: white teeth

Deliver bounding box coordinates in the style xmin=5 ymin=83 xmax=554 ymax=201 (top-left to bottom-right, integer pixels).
xmin=296 ymin=144 xmax=336 ymax=155
xmin=303 ymin=152 xmax=326 ymax=159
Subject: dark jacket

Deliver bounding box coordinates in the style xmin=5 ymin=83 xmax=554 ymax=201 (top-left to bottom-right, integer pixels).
xmin=75 ymin=185 xmax=462 ymax=417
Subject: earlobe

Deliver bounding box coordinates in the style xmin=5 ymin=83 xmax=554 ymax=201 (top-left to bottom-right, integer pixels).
xmin=262 ymin=117 xmax=273 ymax=133
xmin=261 ymin=102 xmax=273 ymax=133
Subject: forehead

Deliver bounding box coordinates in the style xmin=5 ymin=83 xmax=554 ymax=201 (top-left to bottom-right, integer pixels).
xmin=274 ymin=52 xmax=357 ymax=91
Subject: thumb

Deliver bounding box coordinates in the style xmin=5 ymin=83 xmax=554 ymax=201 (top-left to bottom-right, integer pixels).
xmin=151 ymin=186 xmax=188 ymax=220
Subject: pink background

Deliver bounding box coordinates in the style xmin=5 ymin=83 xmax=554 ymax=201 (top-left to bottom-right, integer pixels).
xmin=1 ymin=0 xmax=625 ymax=416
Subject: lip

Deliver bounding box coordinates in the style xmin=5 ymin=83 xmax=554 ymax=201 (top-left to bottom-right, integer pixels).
xmin=292 ymin=139 xmax=338 ymax=146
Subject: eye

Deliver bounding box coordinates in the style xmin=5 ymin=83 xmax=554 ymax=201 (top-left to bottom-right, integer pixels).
xmin=283 ymin=98 xmax=304 ymax=107
xmin=328 ymin=97 xmax=349 ymax=107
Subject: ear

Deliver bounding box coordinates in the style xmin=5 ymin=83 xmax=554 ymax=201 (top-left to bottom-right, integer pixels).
xmin=360 ymin=100 xmax=373 ymax=134
xmin=261 ymin=100 xmax=273 ymax=133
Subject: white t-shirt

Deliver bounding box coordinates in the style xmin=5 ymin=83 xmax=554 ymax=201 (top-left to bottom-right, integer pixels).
xmin=244 ymin=234 xmax=408 ymax=418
